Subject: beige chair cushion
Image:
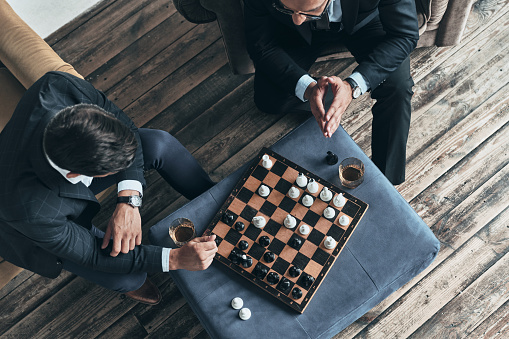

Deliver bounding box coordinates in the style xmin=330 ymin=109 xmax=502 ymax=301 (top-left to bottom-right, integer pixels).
xmin=0 ymin=67 xmax=24 ymax=131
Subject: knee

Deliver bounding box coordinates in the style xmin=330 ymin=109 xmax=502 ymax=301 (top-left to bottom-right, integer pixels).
xmin=110 ymin=273 xmax=147 ymax=293
xmin=141 ymin=129 xmax=174 ymax=159
xmin=372 ymin=75 xmax=414 ymax=102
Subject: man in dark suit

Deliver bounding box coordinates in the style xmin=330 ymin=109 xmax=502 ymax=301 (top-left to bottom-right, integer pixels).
xmin=0 ymin=71 xmax=217 ymax=304
xmin=245 ymin=0 xmax=420 ymax=184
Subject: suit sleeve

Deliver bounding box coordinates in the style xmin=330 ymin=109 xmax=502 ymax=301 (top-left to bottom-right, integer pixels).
xmin=244 ymin=0 xmax=309 ymax=96
xmin=353 ymin=0 xmax=420 ymax=90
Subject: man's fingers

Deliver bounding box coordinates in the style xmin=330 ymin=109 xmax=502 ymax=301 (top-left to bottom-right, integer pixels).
xmin=110 ymin=237 xmax=121 ymax=257
xmin=102 ymin=228 xmax=112 ymax=249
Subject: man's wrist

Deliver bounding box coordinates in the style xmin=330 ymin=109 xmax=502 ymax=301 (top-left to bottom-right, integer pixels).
xmin=303 ymin=81 xmax=318 ymax=101
xmin=168 ymin=248 xmax=179 ymax=270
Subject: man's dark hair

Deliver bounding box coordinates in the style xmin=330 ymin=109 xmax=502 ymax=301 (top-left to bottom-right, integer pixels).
xmin=43 ymin=103 xmax=138 ymax=176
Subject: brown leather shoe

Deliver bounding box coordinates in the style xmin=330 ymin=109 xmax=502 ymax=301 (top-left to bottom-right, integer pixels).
xmin=124 ymin=278 xmax=162 ymax=305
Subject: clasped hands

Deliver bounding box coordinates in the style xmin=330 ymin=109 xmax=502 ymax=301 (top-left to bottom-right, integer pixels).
xmin=304 ymin=76 xmax=353 ymax=138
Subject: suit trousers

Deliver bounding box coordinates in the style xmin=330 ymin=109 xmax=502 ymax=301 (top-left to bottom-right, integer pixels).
xmin=62 ymin=128 xmax=215 ymax=292
xmin=253 ymin=17 xmax=414 ymax=185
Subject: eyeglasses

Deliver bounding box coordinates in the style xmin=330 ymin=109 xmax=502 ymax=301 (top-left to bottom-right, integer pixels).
xmin=272 ymin=0 xmax=331 ymax=20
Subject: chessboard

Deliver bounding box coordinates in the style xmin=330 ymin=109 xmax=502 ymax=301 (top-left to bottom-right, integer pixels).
xmin=203 ymin=148 xmax=368 ymax=313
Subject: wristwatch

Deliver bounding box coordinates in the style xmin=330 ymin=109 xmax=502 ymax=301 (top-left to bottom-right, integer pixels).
xmin=117 ymin=195 xmax=142 ymax=208
xmin=345 ymin=78 xmax=362 ymax=99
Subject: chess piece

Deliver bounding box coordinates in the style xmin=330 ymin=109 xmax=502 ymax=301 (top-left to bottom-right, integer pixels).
xmin=292 ymin=288 xmax=303 ymax=299
xmin=262 ymin=154 xmax=273 ymax=169
xmin=289 ymin=236 xmax=302 ymax=249
xmin=253 ymin=263 xmax=269 ymax=279
xmin=323 ymin=236 xmax=337 ymax=250
xmin=339 ymin=215 xmax=350 ymax=226
xmin=238 ymin=240 xmax=249 ymax=251
xmin=302 ymin=194 xmax=314 ymax=207
xmin=320 ymin=187 xmax=333 ymax=202
xmin=299 ymin=224 xmax=310 ymax=235
xmin=235 ymin=221 xmax=245 ymax=232
xmin=284 ymin=214 xmax=297 ymax=229
xmin=222 ymin=211 xmax=234 ymax=225
xmin=259 ymin=235 xmax=271 ymax=247
xmin=231 ymin=297 xmax=243 ymax=310
xmin=278 ymin=278 xmax=292 ymax=293
xmin=264 ymin=251 xmax=275 ymax=263
xmin=239 ymin=308 xmax=251 ymax=320
xmin=266 ymin=272 xmax=280 ymax=285
xmin=288 ymin=186 xmax=300 ymax=199
xmin=307 ymin=178 xmax=319 ymax=194
xmin=258 ymin=184 xmax=270 ymax=197
xmin=252 ymin=216 xmax=266 ymax=228
xmin=301 ymin=274 xmax=315 ymax=288
xmin=289 ymin=266 xmax=301 ymax=277
xmin=242 ymin=255 xmax=253 ymax=268
xmin=333 ymin=193 xmax=346 ymax=208
xmin=296 ymin=173 xmax=308 ymax=188
xmin=323 ymin=207 xmax=335 ymax=219
xmin=326 ymin=151 xmax=339 ymax=165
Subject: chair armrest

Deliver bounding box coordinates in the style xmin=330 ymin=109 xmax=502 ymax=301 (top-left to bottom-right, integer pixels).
xmin=201 ymin=0 xmax=254 ymax=74
xmin=435 ymin=0 xmax=476 ymax=46
xmin=0 ymin=0 xmax=82 ymax=89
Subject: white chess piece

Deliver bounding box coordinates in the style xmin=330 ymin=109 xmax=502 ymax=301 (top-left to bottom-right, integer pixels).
xmin=288 ymin=186 xmax=300 ymax=199
xmin=302 ymin=194 xmax=314 ymax=207
xmin=262 ymin=154 xmax=273 ymax=169
xmin=323 ymin=236 xmax=337 ymax=250
xmin=333 ymin=193 xmax=346 ymax=208
xmin=296 ymin=173 xmax=308 ymax=188
xmin=307 ymin=179 xmax=319 ymax=194
xmin=284 ymin=214 xmax=297 ymax=229
xmin=338 ymin=215 xmax=350 ymax=226
xmin=299 ymin=224 xmax=310 ymax=235
xmin=258 ymin=184 xmax=270 ymax=197
xmin=323 ymin=207 xmax=335 ymax=219
xmin=252 ymin=216 xmax=266 ymax=228
xmin=239 ymin=308 xmax=251 ymax=320
xmin=320 ymin=187 xmax=333 ymax=202
xmin=231 ymin=297 xmax=243 ymax=310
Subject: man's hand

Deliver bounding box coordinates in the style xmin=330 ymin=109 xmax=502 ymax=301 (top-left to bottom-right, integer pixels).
xmin=102 ymin=190 xmax=142 ymax=256
xmin=305 ymin=76 xmax=353 ymax=138
xmin=168 ymin=235 xmax=217 ymax=271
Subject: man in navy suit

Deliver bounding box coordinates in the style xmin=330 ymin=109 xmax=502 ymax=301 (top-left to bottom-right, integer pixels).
xmin=0 ymin=71 xmax=217 ymax=304
xmin=245 ymin=0 xmax=420 ymax=184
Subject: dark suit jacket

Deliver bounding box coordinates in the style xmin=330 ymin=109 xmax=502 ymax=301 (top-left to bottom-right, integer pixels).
xmin=0 ymin=72 xmax=163 ymax=278
xmin=244 ymin=0 xmax=420 ymax=94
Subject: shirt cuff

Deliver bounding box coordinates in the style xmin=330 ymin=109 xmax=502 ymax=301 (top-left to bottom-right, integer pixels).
xmin=117 ymin=180 xmax=143 ymax=197
xmin=295 ymin=74 xmax=317 ymax=102
xmin=348 ymin=72 xmax=370 ymax=94
xmin=162 ymin=247 xmax=171 ymax=272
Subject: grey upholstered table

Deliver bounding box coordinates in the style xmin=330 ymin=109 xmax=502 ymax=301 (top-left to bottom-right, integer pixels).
xmin=149 ymin=118 xmax=439 ymax=339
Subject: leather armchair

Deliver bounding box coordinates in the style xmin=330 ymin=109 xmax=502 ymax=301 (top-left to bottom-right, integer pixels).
xmin=174 ymin=0 xmax=476 ymax=74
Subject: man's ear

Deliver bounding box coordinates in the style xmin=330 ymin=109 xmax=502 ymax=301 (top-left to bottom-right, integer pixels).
xmin=66 ymin=172 xmax=81 ymax=179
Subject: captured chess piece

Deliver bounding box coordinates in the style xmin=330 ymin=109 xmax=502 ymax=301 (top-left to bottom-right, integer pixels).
xmin=326 ymin=151 xmax=339 ymax=165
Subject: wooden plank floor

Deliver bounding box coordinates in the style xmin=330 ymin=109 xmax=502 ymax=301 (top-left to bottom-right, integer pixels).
xmin=1 ymin=0 xmax=508 ymax=337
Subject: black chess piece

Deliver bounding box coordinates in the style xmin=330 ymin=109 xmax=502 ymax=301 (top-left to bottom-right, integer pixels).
xmin=229 ymin=250 xmax=242 ymax=265
xmin=266 ymin=272 xmax=280 ymax=285
xmin=277 ymin=278 xmax=292 ymax=293
xmin=264 ymin=251 xmax=275 ymax=263
xmin=253 ymin=263 xmax=269 ymax=279
xmin=302 ymin=274 xmax=315 ymax=288
xmin=259 ymin=235 xmax=271 ymax=247
xmin=242 ymin=255 xmax=253 ymax=268
xmin=288 ymin=266 xmax=301 ymax=277
xmin=289 ymin=236 xmax=302 ymax=250
xmin=292 ymin=287 xmax=303 ymax=299
xmin=326 ymin=151 xmax=338 ymax=165
xmin=235 ymin=221 xmax=245 ymax=231
xmin=222 ymin=211 xmax=235 ymax=225
xmin=238 ymin=240 xmax=249 ymax=251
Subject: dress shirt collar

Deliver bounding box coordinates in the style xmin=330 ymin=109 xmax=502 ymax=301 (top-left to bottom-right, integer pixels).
xmin=44 ymin=151 xmax=93 ymax=187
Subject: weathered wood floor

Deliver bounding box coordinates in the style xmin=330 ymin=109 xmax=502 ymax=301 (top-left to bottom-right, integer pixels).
xmin=0 ymin=0 xmax=508 ymax=337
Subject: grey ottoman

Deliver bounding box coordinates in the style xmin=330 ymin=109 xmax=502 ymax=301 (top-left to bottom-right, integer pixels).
xmin=149 ymin=118 xmax=439 ymax=338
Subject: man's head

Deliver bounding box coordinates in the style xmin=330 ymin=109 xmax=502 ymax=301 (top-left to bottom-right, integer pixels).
xmin=275 ymin=0 xmax=330 ymax=25
xmin=43 ymin=103 xmax=138 ymax=177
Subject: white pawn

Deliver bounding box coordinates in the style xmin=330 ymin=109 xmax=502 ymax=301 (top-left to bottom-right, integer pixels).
xmin=258 ymin=184 xmax=270 ymax=197
xmin=323 ymin=207 xmax=335 ymax=219
xmin=231 ymin=297 xmax=243 ymax=310
xmin=284 ymin=214 xmax=297 ymax=229
xmin=339 ymin=215 xmax=350 ymax=226
xmin=299 ymin=224 xmax=310 ymax=235
xmin=252 ymin=216 xmax=266 ymax=228
xmin=239 ymin=308 xmax=251 ymax=320
xmin=296 ymin=173 xmax=308 ymax=188
xmin=262 ymin=154 xmax=273 ymax=169
xmin=307 ymin=179 xmax=319 ymax=194
xmin=333 ymin=193 xmax=346 ymax=208
xmin=323 ymin=236 xmax=337 ymax=250
xmin=288 ymin=186 xmax=300 ymax=199
xmin=302 ymin=194 xmax=314 ymax=207
xmin=320 ymin=187 xmax=333 ymax=202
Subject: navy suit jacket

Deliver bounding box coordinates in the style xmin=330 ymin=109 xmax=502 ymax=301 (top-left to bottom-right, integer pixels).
xmin=244 ymin=0 xmax=419 ymax=94
xmin=0 ymin=72 xmax=163 ymax=278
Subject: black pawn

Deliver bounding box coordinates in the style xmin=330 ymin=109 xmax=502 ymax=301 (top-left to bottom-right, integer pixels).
xmin=253 ymin=263 xmax=268 ymax=279
xmin=289 ymin=237 xmax=302 ymax=250
xmin=326 ymin=151 xmax=338 ymax=165
xmin=277 ymin=278 xmax=292 ymax=293
xmin=292 ymin=288 xmax=303 ymax=299
xmin=302 ymin=274 xmax=315 ymax=288
xmin=267 ymin=272 xmax=280 ymax=285
xmin=242 ymin=256 xmax=253 ymax=268
xmin=229 ymin=250 xmax=242 ymax=265
xmin=235 ymin=221 xmax=245 ymax=232
xmin=222 ymin=212 xmax=235 ymax=225
xmin=259 ymin=235 xmax=271 ymax=247
xmin=264 ymin=251 xmax=275 ymax=263
xmin=289 ymin=266 xmax=301 ymax=277
xmin=238 ymin=240 xmax=249 ymax=251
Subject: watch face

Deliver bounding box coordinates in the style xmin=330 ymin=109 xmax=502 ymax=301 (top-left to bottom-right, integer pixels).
xmin=353 ymin=87 xmax=362 ymax=99
xmin=130 ymin=195 xmax=142 ymax=207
